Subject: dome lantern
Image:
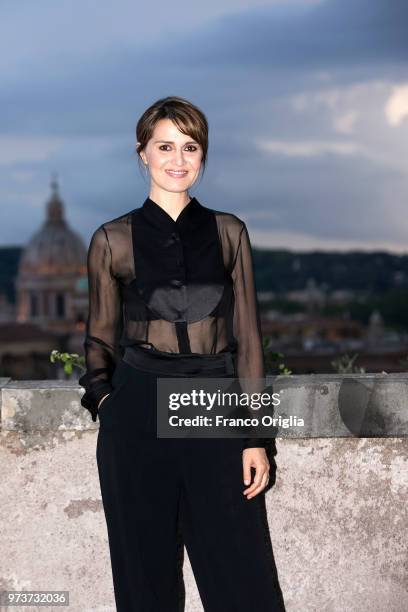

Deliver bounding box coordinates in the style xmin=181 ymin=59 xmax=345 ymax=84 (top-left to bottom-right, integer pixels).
xmin=46 ymin=173 xmax=65 ymax=225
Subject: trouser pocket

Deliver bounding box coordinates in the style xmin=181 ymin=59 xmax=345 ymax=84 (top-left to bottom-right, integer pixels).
xmin=99 ymin=361 xmax=153 ymax=433
xmin=98 ymin=359 xmax=129 ymax=430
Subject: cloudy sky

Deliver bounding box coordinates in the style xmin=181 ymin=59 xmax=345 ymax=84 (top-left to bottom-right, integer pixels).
xmin=1 ymin=0 xmax=408 ymax=252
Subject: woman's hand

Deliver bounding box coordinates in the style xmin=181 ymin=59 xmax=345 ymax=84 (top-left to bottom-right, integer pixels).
xmin=242 ymin=448 xmax=270 ymax=499
xmin=98 ymin=393 xmax=111 ymax=409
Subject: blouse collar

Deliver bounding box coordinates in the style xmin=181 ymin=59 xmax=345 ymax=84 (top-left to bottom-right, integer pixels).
xmin=141 ymin=196 xmax=206 ymax=233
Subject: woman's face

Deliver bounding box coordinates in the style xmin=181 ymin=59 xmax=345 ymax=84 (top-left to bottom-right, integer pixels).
xmin=138 ymin=118 xmax=203 ymax=194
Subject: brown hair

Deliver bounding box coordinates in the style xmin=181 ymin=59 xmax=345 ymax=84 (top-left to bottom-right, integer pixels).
xmin=135 ymin=96 xmax=209 ymax=179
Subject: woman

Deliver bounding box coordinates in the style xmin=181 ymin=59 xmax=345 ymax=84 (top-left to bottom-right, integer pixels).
xmin=79 ymin=96 xmax=286 ymax=612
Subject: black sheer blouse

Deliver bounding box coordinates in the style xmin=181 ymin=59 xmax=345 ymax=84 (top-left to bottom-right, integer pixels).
xmin=78 ymin=196 xmax=268 ymax=449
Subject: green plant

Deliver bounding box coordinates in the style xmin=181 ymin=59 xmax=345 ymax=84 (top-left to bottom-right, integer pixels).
xmin=50 ymin=340 xmax=293 ymax=378
xmin=331 ymin=353 xmax=365 ymax=374
xmin=263 ymin=335 xmax=292 ymax=375
xmin=50 ymin=350 xmax=85 ymax=376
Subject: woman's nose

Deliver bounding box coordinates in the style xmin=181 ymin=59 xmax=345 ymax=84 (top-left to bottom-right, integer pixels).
xmin=173 ymin=150 xmax=186 ymax=165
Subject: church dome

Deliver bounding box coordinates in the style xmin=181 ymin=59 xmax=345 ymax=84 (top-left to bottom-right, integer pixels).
xmin=18 ymin=176 xmax=87 ymax=276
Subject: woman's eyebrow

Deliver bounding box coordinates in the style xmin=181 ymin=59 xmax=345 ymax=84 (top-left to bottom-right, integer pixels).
xmin=153 ymin=139 xmax=199 ymax=145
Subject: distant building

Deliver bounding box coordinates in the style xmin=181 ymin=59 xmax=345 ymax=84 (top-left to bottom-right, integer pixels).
xmin=286 ymin=277 xmax=326 ymax=312
xmin=15 ymin=176 xmax=87 ymax=333
xmin=366 ymin=309 xmax=385 ymax=347
xmin=0 ymin=176 xmax=88 ymax=379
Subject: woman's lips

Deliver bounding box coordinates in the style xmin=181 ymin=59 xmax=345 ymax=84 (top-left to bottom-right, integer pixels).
xmin=165 ymin=170 xmax=188 ymax=178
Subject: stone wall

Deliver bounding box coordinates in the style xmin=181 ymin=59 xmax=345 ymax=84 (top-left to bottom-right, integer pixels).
xmin=1 ymin=375 xmax=407 ymax=612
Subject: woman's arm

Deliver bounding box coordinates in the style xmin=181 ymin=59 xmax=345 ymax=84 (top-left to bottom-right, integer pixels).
xmin=231 ymin=221 xmax=271 ymax=452
xmin=78 ymin=225 xmax=122 ymax=422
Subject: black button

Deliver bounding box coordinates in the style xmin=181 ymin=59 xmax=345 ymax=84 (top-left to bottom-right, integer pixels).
xmin=171 ymin=232 xmax=180 ymax=241
xmin=176 ymin=258 xmax=183 ymax=267
xmin=173 ymin=279 xmax=183 ymax=287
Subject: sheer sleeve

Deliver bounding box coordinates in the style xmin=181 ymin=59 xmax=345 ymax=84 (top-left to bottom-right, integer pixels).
xmin=78 ymin=225 xmax=122 ymax=422
xmin=231 ymin=222 xmax=271 ymax=451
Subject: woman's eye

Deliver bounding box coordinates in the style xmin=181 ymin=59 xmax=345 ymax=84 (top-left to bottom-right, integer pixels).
xmin=159 ymin=145 xmax=198 ymax=152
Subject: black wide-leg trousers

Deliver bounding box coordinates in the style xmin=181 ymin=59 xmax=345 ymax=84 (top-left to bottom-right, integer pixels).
xmin=96 ymin=352 xmax=286 ymax=612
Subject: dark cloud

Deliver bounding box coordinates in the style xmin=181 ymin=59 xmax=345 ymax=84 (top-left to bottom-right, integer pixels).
xmin=167 ymin=0 xmax=408 ymax=69
xmin=1 ymin=0 xmax=407 ymax=250
xmin=1 ymin=0 xmax=406 ymax=137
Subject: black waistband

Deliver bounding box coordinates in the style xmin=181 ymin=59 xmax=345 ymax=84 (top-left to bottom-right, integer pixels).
xmin=122 ymin=345 xmax=236 ymax=377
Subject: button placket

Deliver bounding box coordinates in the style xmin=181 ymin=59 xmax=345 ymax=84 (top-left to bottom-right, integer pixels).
xmin=170 ymin=229 xmax=187 ymax=320
xmin=171 ymin=230 xmax=186 ymax=285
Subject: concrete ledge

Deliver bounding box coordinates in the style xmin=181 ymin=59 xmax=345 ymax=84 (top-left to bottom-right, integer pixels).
xmin=2 ymin=373 xmax=408 ymax=436
xmin=1 ymin=376 xmax=407 ymax=611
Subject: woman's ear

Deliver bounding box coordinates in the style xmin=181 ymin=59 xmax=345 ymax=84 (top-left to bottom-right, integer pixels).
xmin=138 ymin=149 xmax=147 ymax=166
xmin=136 ymin=142 xmax=145 ymax=162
